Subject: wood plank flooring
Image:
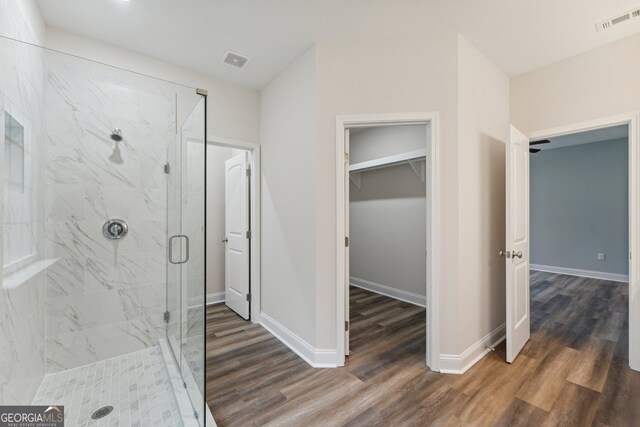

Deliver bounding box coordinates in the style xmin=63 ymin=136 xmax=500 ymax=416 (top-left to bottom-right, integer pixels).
xmin=206 ymin=273 xmax=640 ymax=426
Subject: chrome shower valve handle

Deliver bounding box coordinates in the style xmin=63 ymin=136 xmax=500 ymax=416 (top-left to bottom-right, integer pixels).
xmin=103 ymin=219 xmax=129 ymax=240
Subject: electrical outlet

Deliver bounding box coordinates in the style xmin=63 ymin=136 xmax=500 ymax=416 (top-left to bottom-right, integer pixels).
xmin=598 ymin=252 xmax=606 ymax=261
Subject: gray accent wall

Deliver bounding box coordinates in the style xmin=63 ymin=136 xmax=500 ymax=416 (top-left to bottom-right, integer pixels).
xmin=349 ymin=126 xmax=426 ymax=300
xmin=530 ymin=137 xmax=628 ymax=275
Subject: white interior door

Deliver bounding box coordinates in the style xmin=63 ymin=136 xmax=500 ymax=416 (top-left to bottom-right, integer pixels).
xmin=345 ymin=129 xmax=350 ymax=355
xmin=505 ymin=125 xmax=531 ymax=363
xmin=224 ymin=152 xmax=250 ymax=319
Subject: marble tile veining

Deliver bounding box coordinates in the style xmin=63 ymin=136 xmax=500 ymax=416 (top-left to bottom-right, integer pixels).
xmin=0 ymin=0 xmax=48 ymax=404
xmin=43 ymin=61 xmax=177 ymax=373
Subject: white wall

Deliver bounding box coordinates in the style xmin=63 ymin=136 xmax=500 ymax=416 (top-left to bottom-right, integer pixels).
xmin=315 ymin=34 xmax=461 ymax=352
xmin=260 ymin=47 xmax=318 ymax=345
xmin=349 ymin=126 xmax=426 ymax=301
xmin=456 ymin=35 xmax=509 ymax=353
xmin=206 ymin=145 xmax=234 ymax=301
xmin=259 ymin=34 xmax=510 ymax=364
xmin=511 ymin=33 xmax=640 ymax=134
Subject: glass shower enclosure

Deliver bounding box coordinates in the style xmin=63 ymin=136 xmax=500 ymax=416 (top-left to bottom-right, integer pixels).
xmin=166 ymin=97 xmax=207 ymax=424
xmin=0 ymin=33 xmax=208 ymax=426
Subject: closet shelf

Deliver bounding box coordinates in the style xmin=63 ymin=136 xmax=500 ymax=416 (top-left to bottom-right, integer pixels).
xmin=349 ymin=149 xmax=426 ymax=188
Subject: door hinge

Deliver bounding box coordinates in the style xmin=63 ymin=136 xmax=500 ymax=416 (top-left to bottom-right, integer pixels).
xmin=345 ymin=152 xmax=349 ymax=163
xmin=246 ymin=230 xmax=251 ymax=239
xmin=246 ymin=167 xmax=251 ymax=177
xmin=164 ymin=163 xmax=170 ymax=174
xmin=345 ymin=321 xmax=349 ymax=332
xmin=246 ymin=293 xmax=251 ymax=302
xmin=345 ymin=236 xmax=349 ymax=247
xmin=164 ymin=311 xmax=170 ymax=322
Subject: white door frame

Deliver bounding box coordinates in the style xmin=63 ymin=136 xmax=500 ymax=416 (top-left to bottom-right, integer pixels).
xmin=527 ymin=112 xmax=640 ymax=371
xmin=207 ymin=135 xmax=262 ymax=323
xmin=335 ymin=112 xmax=441 ymax=371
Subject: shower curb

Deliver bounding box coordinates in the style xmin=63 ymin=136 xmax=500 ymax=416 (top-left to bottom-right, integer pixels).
xmin=159 ymin=338 xmax=216 ymax=427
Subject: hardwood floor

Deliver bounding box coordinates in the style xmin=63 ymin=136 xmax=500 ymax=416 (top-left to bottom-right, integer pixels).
xmin=206 ymin=273 xmax=640 ymax=426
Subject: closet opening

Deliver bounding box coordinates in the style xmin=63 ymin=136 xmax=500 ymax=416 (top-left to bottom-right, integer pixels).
xmin=336 ymin=113 xmax=441 ymax=371
xmin=347 ymin=124 xmax=427 ymax=366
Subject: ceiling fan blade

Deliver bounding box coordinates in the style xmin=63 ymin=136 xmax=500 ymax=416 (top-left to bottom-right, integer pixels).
xmin=530 ymin=139 xmax=551 ymax=146
xmin=530 ymin=148 xmax=541 ymax=153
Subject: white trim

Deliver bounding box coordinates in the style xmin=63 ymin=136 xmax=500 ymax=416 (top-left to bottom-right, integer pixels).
xmin=349 ymin=277 xmax=426 ymax=307
xmin=207 ymin=136 xmax=261 ymax=324
xmin=336 ymin=112 xmax=440 ymax=371
xmin=527 ymin=112 xmax=640 ymax=372
xmin=259 ymin=313 xmax=338 ymax=368
xmin=439 ymin=323 xmax=506 ymax=374
xmin=527 ymin=113 xmax=639 ymax=141
xmin=530 ymin=264 xmax=629 ymax=283
xmin=206 ymin=291 xmax=226 ymax=305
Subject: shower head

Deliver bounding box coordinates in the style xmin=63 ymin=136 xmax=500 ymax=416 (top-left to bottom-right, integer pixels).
xmin=110 ymin=128 xmax=123 ymax=142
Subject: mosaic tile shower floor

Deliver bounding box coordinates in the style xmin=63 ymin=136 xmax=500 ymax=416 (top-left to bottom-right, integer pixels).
xmin=33 ymin=346 xmax=182 ymax=427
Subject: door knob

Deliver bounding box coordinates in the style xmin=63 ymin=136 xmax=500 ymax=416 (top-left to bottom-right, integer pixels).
xmin=222 ymin=237 xmax=228 ymax=243
xmin=513 ymin=251 xmax=523 ymax=259
xmin=498 ymin=250 xmax=511 ymax=258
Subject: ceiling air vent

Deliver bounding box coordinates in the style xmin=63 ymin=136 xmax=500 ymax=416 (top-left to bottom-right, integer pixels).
xmin=222 ymin=50 xmax=250 ymax=69
xmin=596 ymin=8 xmax=640 ymax=32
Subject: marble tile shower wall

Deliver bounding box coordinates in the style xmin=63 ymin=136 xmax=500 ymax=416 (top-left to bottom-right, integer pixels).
xmin=44 ymin=64 xmax=176 ymax=373
xmin=0 ymin=6 xmax=48 ymax=404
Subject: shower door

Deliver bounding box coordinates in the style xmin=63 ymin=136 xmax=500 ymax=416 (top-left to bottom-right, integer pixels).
xmin=166 ymin=97 xmax=207 ymax=425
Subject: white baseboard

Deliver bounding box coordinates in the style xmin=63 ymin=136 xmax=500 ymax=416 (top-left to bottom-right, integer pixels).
xmin=349 ymin=276 xmax=426 ymax=307
xmin=206 ymin=292 xmax=226 ymax=305
xmin=530 ymin=264 xmax=629 ymax=283
xmin=186 ymin=292 xmax=225 ymax=310
xmin=439 ymin=323 xmax=505 ymax=374
xmin=259 ymin=312 xmax=338 ymax=368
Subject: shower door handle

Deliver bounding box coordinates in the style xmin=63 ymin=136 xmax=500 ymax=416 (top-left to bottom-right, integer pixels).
xmin=169 ymin=235 xmax=190 ymax=264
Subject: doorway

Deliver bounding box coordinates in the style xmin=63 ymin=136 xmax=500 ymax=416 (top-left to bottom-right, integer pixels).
xmin=345 ymin=124 xmax=428 ymax=371
xmin=336 ymin=113 xmax=441 ymax=370
xmin=205 ymin=137 xmax=261 ymax=321
xmin=505 ymin=113 xmax=640 ymax=371
xmin=529 ymin=125 xmax=629 ymax=283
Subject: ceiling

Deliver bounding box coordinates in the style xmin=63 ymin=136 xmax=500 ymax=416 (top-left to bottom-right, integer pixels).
xmin=35 ymin=0 xmax=640 ymax=89
xmin=536 ymin=125 xmax=629 ymax=152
